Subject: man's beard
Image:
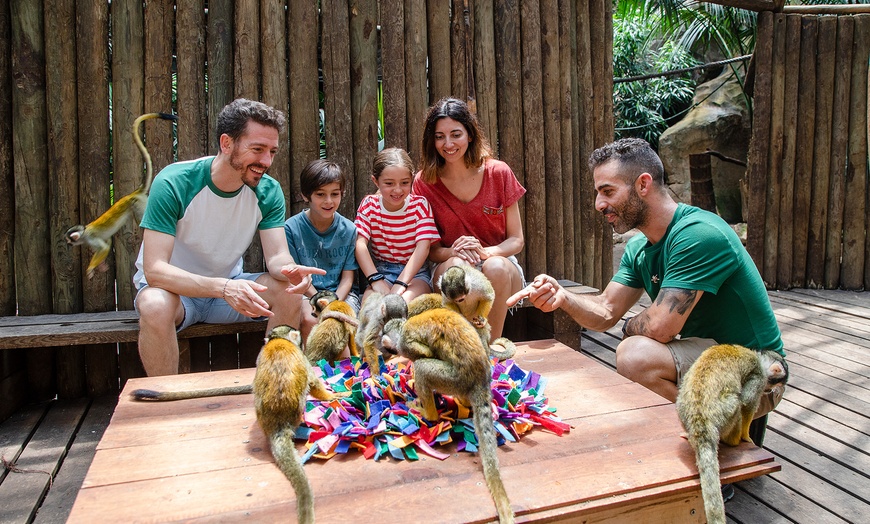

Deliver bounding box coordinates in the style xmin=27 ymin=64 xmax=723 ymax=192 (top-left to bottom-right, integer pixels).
xmin=609 ymin=186 xmax=647 ymax=234
xmin=229 ymin=148 xmax=267 ymax=188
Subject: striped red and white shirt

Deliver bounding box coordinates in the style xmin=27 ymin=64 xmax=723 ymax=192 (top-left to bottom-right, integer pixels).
xmin=354 ymin=194 xmax=441 ymax=264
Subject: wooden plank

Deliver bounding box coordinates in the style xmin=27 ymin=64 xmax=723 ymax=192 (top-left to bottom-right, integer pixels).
xmin=521 ymin=0 xmax=546 ymax=278
xmin=450 ymin=0 xmax=469 ymax=99
xmin=732 ymin=475 xmax=849 ymax=524
xmin=776 ymin=15 xmax=801 ymax=290
xmin=206 ymin=0 xmax=233 ymax=154
xmin=0 ymin=401 xmax=48 ymax=464
xmin=0 ymin=0 xmax=14 ymax=318
xmin=575 ymin=0 xmax=595 ymax=283
xmin=381 ymin=0 xmax=408 ymax=150
xmin=557 ymin=0 xmax=575 ymax=281
xmin=175 ymin=0 xmax=208 ymax=160
xmin=426 ymin=0 xmax=451 ymax=102
xmin=774 ymin=398 xmax=870 ymax=456
xmin=824 ymin=16 xmax=854 ymax=289
xmin=321 ymin=0 xmax=355 ymax=220
xmin=260 ymin=0 xmax=290 ymax=210
xmin=110 ymin=0 xmax=145 ymax=313
xmin=791 ymin=15 xmax=818 ymax=288
xmin=762 ymin=431 xmax=870 ymax=522
xmin=32 ymin=396 xmax=117 ymax=524
xmin=349 ymin=0 xmax=378 ymax=207
xmin=0 ymin=398 xmax=88 ymax=523
xmin=769 ymin=410 xmax=870 ymax=475
xmin=45 ymin=0 xmax=85 ymax=399
xmin=472 ymin=0 xmax=498 ymax=151
xmin=843 ymin=15 xmax=870 ymax=290
xmin=746 ymin=11 xmax=774 ymax=276
xmin=404 ymin=0 xmax=428 ymax=165
xmin=806 ymin=15 xmax=838 ymax=288
xmin=780 ymin=386 xmax=869 ymax=438
xmin=287 ymin=1 xmax=318 ymax=216
xmin=764 ymin=13 xmax=787 ymax=287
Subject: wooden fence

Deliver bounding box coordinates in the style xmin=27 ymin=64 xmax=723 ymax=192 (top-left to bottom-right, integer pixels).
xmin=0 ymin=0 xmax=614 ymax=410
xmin=746 ymin=11 xmax=870 ymax=290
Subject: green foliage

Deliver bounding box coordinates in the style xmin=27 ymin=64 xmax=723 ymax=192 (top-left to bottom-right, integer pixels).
xmin=613 ymin=16 xmax=698 ymax=147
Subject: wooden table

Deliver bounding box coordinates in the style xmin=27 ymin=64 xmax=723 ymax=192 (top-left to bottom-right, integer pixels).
xmin=67 ymin=340 xmax=779 ymax=523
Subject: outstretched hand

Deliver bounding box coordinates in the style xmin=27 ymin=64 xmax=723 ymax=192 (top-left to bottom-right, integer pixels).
xmin=281 ymin=264 xmax=327 ymax=294
xmin=506 ymin=274 xmax=564 ymax=312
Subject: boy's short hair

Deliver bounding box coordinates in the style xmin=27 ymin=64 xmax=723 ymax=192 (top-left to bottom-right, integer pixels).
xmin=300 ymin=159 xmax=345 ymax=199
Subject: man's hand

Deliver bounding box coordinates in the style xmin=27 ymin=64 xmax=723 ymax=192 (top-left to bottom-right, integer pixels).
xmin=281 ymin=264 xmax=327 ymax=294
xmin=506 ymin=274 xmax=565 ymax=312
xmin=222 ymin=279 xmax=274 ymax=318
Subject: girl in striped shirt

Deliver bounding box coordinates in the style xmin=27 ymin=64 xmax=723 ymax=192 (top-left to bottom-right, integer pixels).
xmin=354 ymin=148 xmax=441 ymax=303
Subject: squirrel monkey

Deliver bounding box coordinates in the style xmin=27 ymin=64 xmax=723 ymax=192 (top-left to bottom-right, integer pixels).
xmin=676 ymin=344 xmax=788 ymax=524
xmin=381 ymin=309 xmax=514 ymax=524
xmin=304 ymin=290 xmax=360 ymax=364
xmin=65 ymin=112 xmax=177 ymax=278
xmin=354 ymin=292 xmax=408 ymax=375
xmin=439 ymin=265 xmax=517 ymax=361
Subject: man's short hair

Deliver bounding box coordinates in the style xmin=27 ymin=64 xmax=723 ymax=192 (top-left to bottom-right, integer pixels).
xmin=588 ymin=138 xmax=665 ymax=185
xmin=217 ymin=98 xmax=286 ymax=141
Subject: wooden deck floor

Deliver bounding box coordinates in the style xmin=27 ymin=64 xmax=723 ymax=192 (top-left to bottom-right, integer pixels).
xmin=1 ymin=288 xmax=869 ymax=523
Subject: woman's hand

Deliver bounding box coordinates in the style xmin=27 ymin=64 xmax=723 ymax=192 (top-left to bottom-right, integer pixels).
xmin=451 ymin=236 xmax=486 ymax=264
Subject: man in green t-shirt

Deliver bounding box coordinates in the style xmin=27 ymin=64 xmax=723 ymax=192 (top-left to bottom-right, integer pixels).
xmin=509 ymin=138 xmax=784 ymax=418
xmin=134 ymin=99 xmax=324 ymax=376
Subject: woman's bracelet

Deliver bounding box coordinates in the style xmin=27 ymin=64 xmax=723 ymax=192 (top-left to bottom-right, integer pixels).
xmin=366 ymin=272 xmax=386 ymax=285
xmin=393 ymin=279 xmax=409 ymax=289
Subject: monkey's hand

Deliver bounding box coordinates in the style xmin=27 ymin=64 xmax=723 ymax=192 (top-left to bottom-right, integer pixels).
xmin=280 ymin=264 xmax=327 ymax=294
xmin=507 ymin=274 xmax=563 ymax=312
xmin=471 ymin=316 xmax=487 ymax=329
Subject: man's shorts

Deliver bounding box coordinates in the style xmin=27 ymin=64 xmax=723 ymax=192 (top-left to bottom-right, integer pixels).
xmin=135 ymin=272 xmax=267 ymax=332
xmin=667 ymin=337 xmax=785 ymax=419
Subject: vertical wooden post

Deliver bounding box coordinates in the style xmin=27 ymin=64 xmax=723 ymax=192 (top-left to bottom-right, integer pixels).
xmin=776 ymin=15 xmax=801 ymax=290
xmin=845 ymin=15 xmax=869 ymax=290
xmin=689 ymin=154 xmax=716 ymax=213
xmin=48 ymin=0 xmax=85 ymax=398
xmin=541 ymin=0 xmax=565 ymax=278
xmin=321 ymin=0 xmax=355 ymax=220
xmin=260 ymin=0 xmax=290 ymax=209
xmin=207 ymin=0 xmax=233 ymax=154
xmin=349 ymin=0 xmax=379 ymax=205
xmin=426 ymin=0 xmax=451 ymax=102
xmin=404 ymin=0 xmax=429 ymax=165
xmin=792 ymin=16 xmax=818 ymax=288
xmin=382 ymin=0 xmax=409 ymax=149
xmin=521 ymin=0 xmax=546 ymax=277
xmin=558 ymin=0 xmax=576 ymax=282
xmin=472 ymin=0 xmax=498 ymax=153
xmin=806 ymin=16 xmax=838 ymax=288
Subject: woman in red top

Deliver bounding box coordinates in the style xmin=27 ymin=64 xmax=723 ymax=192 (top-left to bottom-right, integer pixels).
xmin=412 ymin=97 xmax=526 ymax=340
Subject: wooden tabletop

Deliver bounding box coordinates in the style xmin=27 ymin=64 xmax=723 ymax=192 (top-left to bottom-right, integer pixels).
xmin=67 ymin=340 xmax=779 ymax=523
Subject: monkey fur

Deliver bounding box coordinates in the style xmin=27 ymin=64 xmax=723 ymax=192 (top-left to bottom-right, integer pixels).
xmin=65 ymin=112 xmax=177 ymax=279
xmin=676 ymin=344 xmax=788 ymax=524
xmin=381 ymin=309 xmax=514 ymax=524
xmin=354 ymin=292 xmax=408 ymax=375
xmin=438 ymin=265 xmax=517 ymax=361
xmin=407 ymin=292 xmax=444 ymax=318
xmin=304 ymin=290 xmax=360 ymax=364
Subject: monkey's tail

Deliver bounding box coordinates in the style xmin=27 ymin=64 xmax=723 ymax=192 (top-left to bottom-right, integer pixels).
xmin=472 ymin=391 xmax=515 ymax=524
xmin=691 ymin=435 xmax=726 ymax=524
xmin=489 ymin=337 xmax=517 ymax=361
xmin=133 ymin=112 xmax=178 ymax=195
xmin=269 ymin=426 xmax=314 ymax=524
xmin=130 ymin=384 xmax=252 ymax=401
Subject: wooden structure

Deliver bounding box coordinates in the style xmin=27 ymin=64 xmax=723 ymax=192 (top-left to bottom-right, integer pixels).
xmin=0 ymin=0 xmax=615 ymax=419
xmin=63 ymin=340 xmax=776 ymax=522
xmin=746 ymin=11 xmax=870 ymax=290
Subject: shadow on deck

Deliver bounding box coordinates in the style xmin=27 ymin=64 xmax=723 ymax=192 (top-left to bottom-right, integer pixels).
xmin=1 ymin=289 xmax=869 ymax=522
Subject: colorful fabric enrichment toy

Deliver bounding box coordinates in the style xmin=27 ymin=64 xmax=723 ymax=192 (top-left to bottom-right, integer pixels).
xmin=296 ymin=357 xmax=570 ymax=462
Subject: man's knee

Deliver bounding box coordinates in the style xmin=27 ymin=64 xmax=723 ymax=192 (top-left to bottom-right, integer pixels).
xmin=615 ymin=336 xmax=676 ymax=379
xmin=136 ymin=288 xmax=182 ymax=326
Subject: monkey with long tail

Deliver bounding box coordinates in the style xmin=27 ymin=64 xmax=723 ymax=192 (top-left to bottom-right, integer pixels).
xmin=65 ymin=112 xmax=177 ymax=278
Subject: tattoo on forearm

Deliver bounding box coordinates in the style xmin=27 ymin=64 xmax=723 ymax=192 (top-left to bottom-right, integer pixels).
xmin=655 ymin=288 xmax=698 ymax=315
xmin=623 ymin=315 xmax=648 ymax=338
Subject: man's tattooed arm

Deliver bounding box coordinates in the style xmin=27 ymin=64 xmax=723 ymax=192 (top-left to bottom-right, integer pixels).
xmin=622 ymin=288 xmax=700 ymax=339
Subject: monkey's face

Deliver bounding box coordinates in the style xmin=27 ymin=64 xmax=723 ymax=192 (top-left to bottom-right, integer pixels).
xmin=65 ymin=225 xmax=85 ymax=245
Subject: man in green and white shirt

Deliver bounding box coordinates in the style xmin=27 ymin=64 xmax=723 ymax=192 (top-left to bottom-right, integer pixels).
xmin=134 ymin=99 xmax=324 ymax=376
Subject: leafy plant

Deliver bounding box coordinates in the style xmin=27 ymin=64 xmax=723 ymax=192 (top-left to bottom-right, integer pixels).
xmin=613 ymin=15 xmax=698 ymax=147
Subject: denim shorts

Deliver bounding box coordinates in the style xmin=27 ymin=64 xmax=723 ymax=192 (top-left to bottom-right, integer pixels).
xmin=374 ymin=260 xmax=432 ymax=287
xmin=135 ymin=272 xmax=266 ymax=332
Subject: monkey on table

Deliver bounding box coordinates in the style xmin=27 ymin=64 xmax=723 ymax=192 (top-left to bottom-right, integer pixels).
xmin=381 ymin=309 xmax=514 ymax=524
xmin=66 ymin=112 xmax=177 ymax=279
xmin=304 ymin=290 xmax=359 ymax=364
xmin=677 ymin=344 xmax=788 ymax=524
xmin=354 ymin=291 xmax=408 ymax=375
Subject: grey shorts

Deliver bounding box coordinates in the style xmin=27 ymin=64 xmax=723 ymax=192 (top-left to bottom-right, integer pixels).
xmin=135 ymin=272 xmax=267 ymax=332
xmin=668 ymin=337 xmax=785 ymax=419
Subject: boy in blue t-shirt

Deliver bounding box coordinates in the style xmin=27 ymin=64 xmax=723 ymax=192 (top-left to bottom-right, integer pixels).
xmin=284 ymin=160 xmax=360 ymax=341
